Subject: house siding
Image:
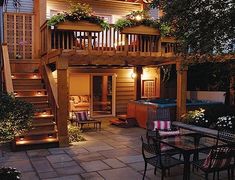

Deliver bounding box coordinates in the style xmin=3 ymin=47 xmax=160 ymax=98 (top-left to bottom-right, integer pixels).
xmin=3 ymin=0 xmax=34 ymax=13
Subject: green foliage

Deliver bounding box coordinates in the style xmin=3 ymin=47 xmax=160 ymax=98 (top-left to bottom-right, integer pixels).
xmin=181 ymin=108 xmax=210 ymax=128
xmin=47 ymin=2 xmax=109 ymax=30
xmin=150 ymin=0 xmax=235 ymax=55
xmin=0 ymin=93 xmax=34 ymax=142
xmin=68 ymin=124 xmax=85 ymax=143
xmin=114 ymin=10 xmax=171 ymax=35
xmin=47 ymin=13 xmax=65 ymax=27
xmin=0 ymin=167 xmax=21 ymax=180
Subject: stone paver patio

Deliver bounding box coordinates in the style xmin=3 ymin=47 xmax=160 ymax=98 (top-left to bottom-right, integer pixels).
xmin=0 ymin=119 xmax=231 ymax=180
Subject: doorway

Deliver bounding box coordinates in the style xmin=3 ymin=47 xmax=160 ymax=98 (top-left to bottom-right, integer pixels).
xmin=91 ymin=74 xmax=116 ymax=117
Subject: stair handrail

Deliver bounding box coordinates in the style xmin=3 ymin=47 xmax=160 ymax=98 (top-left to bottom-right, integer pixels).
xmin=1 ymin=43 xmax=13 ymax=93
xmin=42 ymin=63 xmax=59 ymax=109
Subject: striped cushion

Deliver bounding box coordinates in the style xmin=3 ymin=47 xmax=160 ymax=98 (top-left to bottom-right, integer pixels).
xmin=153 ymin=120 xmax=171 ymax=130
xmin=159 ymin=130 xmax=180 ymax=137
xmin=75 ymin=111 xmax=88 ymax=121
xmin=203 ymin=147 xmax=232 ymax=169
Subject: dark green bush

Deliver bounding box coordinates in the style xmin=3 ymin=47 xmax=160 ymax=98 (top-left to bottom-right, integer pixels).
xmin=0 ymin=167 xmax=21 ymax=180
xmin=0 ymin=93 xmax=34 ymax=142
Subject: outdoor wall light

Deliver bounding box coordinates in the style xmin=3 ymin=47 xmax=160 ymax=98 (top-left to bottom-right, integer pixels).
xmin=48 ymin=134 xmax=53 ymax=138
xmin=51 ymin=25 xmax=55 ymax=30
xmin=19 ymin=136 xmax=24 ymax=141
xmin=11 ymin=75 xmax=15 ymax=78
xmin=37 ymin=91 xmax=42 ymax=95
xmin=131 ymin=72 xmax=137 ymax=79
xmin=32 ymin=74 xmax=37 ymax=79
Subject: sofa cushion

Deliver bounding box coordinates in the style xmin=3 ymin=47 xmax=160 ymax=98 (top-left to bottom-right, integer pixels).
xmin=75 ymin=111 xmax=88 ymax=121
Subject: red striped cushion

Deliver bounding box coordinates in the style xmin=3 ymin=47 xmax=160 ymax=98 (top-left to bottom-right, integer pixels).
xmin=153 ymin=120 xmax=171 ymax=130
xmin=203 ymin=147 xmax=232 ymax=169
xmin=75 ymin=111 xmax=88 ymax=121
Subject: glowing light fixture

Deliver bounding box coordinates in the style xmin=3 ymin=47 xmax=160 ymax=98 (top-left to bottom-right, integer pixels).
xmin=131 ymin=72 xmax=137 ymax=79
xmin=11 ymin=75 xmax=15 ymax=78
xmin=48 ymin=134 xmax=53 ymax=138
xmin=32 ymin=74 xmax=37 ymax=79
xmin=37 ymin=91 xmax=42 ymax=95
xmin=19 ymin=136 xmax=24 ymax=141
xmin=135 ymin=15 xmax=142 ymax=21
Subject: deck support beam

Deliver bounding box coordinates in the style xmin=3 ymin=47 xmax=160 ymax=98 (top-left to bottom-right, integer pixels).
xmin=176 ymin=59 xmax=188 ymax=121
xmin=135 ymin=66 xmax=143 ymax=100
xmin=56 ymin=58 xmax=69 ymax=147
xmin=33 ymin=0 xmax=40 ymax=58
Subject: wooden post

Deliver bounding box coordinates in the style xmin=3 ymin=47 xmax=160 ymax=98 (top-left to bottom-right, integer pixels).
xmin=176 ymin=59 xmax=188 ymax=121
xmin=87 ymin=32 xmax=92 ymax=52
xmin=135 ymin=66 xmax=142 ymax=100
xmin=33 ymin=0 xmax=40 ymax=58
xmin=124 ymin=34 xmax=128 ymax=56
xmin=56 ymin=58 xmax=69 ymax=147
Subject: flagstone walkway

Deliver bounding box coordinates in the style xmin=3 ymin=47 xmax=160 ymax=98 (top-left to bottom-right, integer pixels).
xmin=0 ymin=120 xmax=231 ymax=180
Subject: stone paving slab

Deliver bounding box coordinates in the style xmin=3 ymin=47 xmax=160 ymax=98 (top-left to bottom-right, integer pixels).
xmin=47 ymin=154 xmax=73 ymax=164
xmin=64 ymin=146 xmax=89 ymax=156
xmin=98 ymin=167 xmax=142 ymax=180
xmin=43 ymin=175 xmax=82 ymax=180
xmin=27 ymin=149 xmax=50 ymax=158
xmin=117 ymin=155 xmax=144 ymax=164
xmin=81 ymin=172 xmax=104 ymax=180
xmin=98 ymin=147 xmax=140 ymax=158
xmin=80 ymin=160 xmax=111 ymax=172
xmin=21 ymin=171 xmax=39 ymax=180
xmin=1 ymin=160 xmax=33 ymax=172
xmin=55 ymin=165 xmax=85 ymax=176
xmin=102 ymin=158 xmax=126 ymax=168
xmin=72 ymin=152 xmax=105 ymax=162
xmin=38 ymin=171 xmax=58 ymax=179
xmin=48 ymin=148 xmax=66 ymax=155
xmin=51 ymin=160 xmax=77 ymax=168
xmin=31 ymin=159 xmax=54 ymax=173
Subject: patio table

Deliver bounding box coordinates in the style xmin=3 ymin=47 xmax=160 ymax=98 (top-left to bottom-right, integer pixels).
xmin=160 ymin=134 xmax=217 ymax=180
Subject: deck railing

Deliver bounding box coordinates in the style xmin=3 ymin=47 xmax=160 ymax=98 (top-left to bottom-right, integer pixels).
xmin=40 ymin=22 xmax=175 ymax=57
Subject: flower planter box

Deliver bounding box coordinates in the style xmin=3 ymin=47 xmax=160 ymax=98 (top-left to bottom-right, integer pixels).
xmin=121 ymin=25 xmax=160 ymax=35
xmin=56 ymin=21 xmax=102 ymax=32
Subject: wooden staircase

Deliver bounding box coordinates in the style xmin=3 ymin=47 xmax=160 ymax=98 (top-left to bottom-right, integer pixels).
xmin=10 ymin=60 xmax=59 ymax=151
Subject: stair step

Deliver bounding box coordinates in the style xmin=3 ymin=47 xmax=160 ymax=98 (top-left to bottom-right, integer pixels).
xmin=32 ymin=122 xmax=56 ymax=127
xmin=11 ymin=73 xmax=41 ymax=79
xmin=32 ymin=101 xmax=50 ymax=108
xmin=14 ymin=89 xmax=47 ymax=96
xmin=33 ymin=115 xmax=54 ymax=124
xmin=30 ymin=124 xmax=56 ymax=132
xmin=34 ymin=107 xmax=52 ymax=115
xmin=16 ymin=95 xmax=48 ymax=102
xmin=10 ymin=60 xmax=40 ymax=73
xmin=15 ymin=138 xmax=58 ymax=146
xmin=14 ymin=84 xmax=45 ymax=90
xmin=15 ymin=129 xmax=58 ymax=137
xmin=13 ymin=79 xmax=43 ymax=85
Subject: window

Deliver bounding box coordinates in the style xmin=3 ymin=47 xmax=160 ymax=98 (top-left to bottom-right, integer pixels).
xmin=142 ymin=80 xmax=156 ymax=98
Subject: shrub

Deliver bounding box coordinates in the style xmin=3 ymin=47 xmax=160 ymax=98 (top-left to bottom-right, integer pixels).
xmin=181 ymin=108 xmax=210 ymax=127
xmin=68 ymin=124 xmax=85 ymax=143
xmin=214 ymin=116 xmax=235 ymax=133
xmin=0 ymin=167 xmax=21 ymax=180
xmin=0 ymin=93 xmax=34 ymax=142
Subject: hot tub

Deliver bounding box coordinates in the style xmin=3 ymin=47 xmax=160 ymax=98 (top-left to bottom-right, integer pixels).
xmin=127 ymin=99 xmax=221 ymax=128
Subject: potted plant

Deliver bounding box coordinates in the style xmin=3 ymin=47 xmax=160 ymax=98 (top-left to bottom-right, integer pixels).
xmin=114 ymin=10 xmax=171 ymax=36
xmin=47 ymin=2 xmax=109 ymax=31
